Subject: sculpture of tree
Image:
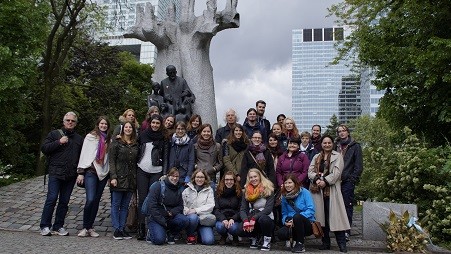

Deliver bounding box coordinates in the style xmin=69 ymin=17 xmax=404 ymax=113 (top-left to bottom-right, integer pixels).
xmin=124 ymin=0 xmax=239 ymax=129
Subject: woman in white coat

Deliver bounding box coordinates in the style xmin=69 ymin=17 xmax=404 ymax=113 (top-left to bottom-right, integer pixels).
xmin=76 ymin=116 xmax=111 ymax=237
xmin=308 ymin=135 xmax=350 ymax=252
xmin=182 ymin=169 xmax=216 ymax=245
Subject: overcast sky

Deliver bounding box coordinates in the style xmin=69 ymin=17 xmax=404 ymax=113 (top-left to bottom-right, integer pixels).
xmin=193 ymin=0 xmax=341 ymax=127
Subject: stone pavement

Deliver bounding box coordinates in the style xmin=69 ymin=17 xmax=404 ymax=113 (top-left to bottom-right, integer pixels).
xmin=0 ymin=176 xmax=388 ymax=253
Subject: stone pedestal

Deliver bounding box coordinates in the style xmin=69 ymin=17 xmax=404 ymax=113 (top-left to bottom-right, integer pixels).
xmin=362 ymin=201 xmax=417 ymax=241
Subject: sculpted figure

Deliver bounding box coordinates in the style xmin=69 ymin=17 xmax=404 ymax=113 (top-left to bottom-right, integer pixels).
xmin=147 ymin=82 xmax=164 ymax=109
xmin=160 ymin=65 xmax=195 ymax=119
xmin=125 ymin=0 xmax=239 ymax=130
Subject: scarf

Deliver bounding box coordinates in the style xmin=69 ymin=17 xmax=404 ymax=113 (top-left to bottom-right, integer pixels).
xmin=140 ymin=128 xmax=164 ymax=143
xmin=339 ymin=137 xmax=352 ymax=155
xmin=231 ymin=139 xmax=247 ymax=153
xmin=245 ymin=183 xmax=263 ymax=203
xmin=95 ymin=131 xmax=107 ymax=165
xmin=268 ymin=145 xmax=282 ymax=157
xmin=197 ymin=136 xmax=215 ymax=150
xmin=284 ymin=189 xmax=300 ymax=201
xmin=173 ymin=133 xmax=190 ymax=145
xmin=222 ymin=186 xmax=237 ymax=198
xmin=248 ymin=143 xmax=267 ymax=169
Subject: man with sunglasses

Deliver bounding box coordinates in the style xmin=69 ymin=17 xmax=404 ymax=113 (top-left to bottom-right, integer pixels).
xmin=40 ymin=112 xmax=83 ymax=236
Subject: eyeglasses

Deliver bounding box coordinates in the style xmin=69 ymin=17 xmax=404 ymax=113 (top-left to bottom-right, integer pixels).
xmin=176 ymin=128 xmax=185 ymax=131
xmin=65 ymin=119 xmax=76 ymax=123
xmin=252 ymin=136 xmax=262 ymax=139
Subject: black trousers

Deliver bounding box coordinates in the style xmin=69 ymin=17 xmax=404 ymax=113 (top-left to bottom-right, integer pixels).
xmin=237 ymin=214 xmax=274 ymax=238
xmin=277 ymin=213 xmax=313 ymax=243
xmin=136 ymin=168 xmax=162 ymax=223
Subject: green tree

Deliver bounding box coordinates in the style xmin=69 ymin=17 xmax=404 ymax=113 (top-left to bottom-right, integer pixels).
xmin=0 ymin=0 xmax=49 ymax=175
xmin=56 ymin=36 xmax=153 ymax=135
xmin=36 ymin=0 xmax=105 ymax=175
xmin=330 ymin=0 xmax=451 ymax=146
xmin=324 ymin=114 xmax=339 ymax=139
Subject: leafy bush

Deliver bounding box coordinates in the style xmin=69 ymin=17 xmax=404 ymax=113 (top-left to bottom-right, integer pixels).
xmin=350 ymin=116 xmax=451 ymax=245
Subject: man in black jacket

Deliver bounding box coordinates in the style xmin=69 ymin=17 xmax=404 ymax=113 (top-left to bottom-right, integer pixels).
xmin=256 ymin=100 xmax=271 ymax=139
xmin=336 ymin=124 xmax=363 ymax=241
xmin=40 ymin=112 xmax=83 ymax=236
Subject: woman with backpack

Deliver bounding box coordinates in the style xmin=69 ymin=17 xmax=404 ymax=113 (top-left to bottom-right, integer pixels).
xmin=143 ymin=168 xmax=187 ymax=245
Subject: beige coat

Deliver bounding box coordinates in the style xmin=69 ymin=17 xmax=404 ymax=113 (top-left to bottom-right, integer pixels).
xmin=308 ymin=151 xmax=350 ymax=232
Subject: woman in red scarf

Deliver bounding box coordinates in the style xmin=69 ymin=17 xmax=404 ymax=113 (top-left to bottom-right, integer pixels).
xmin=237 ymin=168 xmax=275 ymax=251
xmin=76 ymin=116 xmax=112 ymax=237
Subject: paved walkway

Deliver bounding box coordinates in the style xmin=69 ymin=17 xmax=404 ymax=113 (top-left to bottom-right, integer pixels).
xmin=0 ymin=176 xmax=388 ymax=253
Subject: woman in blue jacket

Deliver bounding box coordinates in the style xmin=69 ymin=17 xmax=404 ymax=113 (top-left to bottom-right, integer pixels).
xmin=277 ymin=174 xmax=315 ymax=253
xmin=168 ymin=121 xmax=195 ymax=184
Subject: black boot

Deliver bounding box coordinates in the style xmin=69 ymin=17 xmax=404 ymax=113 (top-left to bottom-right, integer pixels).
xmin=136 ymin=223 xmax=146 ymax=241
xmin=339 ymin=243 xmax=347 ymax=253
xmin=336 ymin=231 xmax=347 ymax=253
xmin=319 ymin=230 xmax=331 ymax=250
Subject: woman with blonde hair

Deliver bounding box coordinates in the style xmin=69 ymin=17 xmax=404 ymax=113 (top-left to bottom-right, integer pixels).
xmin=113 ymin=109 xmax=140 ymax=137
xmin=237 ymin=168 xmax=275 ymax=251
xmin=283 ymin=117 xmax=300 ymax=140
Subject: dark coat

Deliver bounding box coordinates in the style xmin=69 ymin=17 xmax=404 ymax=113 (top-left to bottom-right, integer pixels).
xmin=194 ymin=142 xmax=223 ymax=181
xmin=168 ymin=139 xmax=195 ymax=183
xmin=41 ymin=128 xmax=83 ymax=180
xmin=146 ymin=178 xmax=184 ymax=227
xmin=336 ymin=138 xmax=363 ymax=183
xmin=213 ymin=189 xmax=241 ymax=222
xmin=239 ymin=149 xmax=276 ymax=188
xmin=243 ymin=119 xmax=268 ymax=143
xmin=301 ymin=143 xmax=318 ymax=162
xmin=276 ymin=151 xmax=310 ymax=187
xmin=215 ymin=124 xmax=232 ymax=144
xmin=109 ymin=139 xmax=138 ymax=192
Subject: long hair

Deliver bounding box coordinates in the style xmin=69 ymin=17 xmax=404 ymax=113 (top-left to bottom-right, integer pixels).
xmin=245 ymin=168 xmax=274 ymax=197
xmin=91 ymin=116 xmax=112 ymax=146
xmin=120 ymin=121 xmax=137 ymax=144
xmin=283 ymin=117 xmax=299 ymax=138
xmin=226 ymin=123 xmax=249 ymax=145
xmin=187 ymin=114 xmax=202 ymax=131
xmin=280 ymin=173 xmax=301 ymax=196
xmin=120 ymin=109 xmax=139 ymax=129
xmin=190 ymin=168 xmax=211 ymax=188
xmin=216 ymin=170 xmax=242 ymax=198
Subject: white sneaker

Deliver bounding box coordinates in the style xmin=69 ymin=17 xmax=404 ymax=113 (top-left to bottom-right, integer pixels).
xmin=78 ymin=228 xmax=88 ymax=237
xmin=88 ymin=229 xmax=100 ymax=237
xmin=53 ymin=227 xmax=69 ymax=236
xmin=286 ymin=240 xmax=292 ymax=248
xmin=261 ymin=236 xmax=271 ymax=251
xmin=40 ymin=227 xmax=52 ymax=236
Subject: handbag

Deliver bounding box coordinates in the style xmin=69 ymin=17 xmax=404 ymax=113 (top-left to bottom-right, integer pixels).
xmin=126 ymin=192 xmax=138 ymax=231
xmin=199 ymin=213 xmax=216 ymax=226
xmin=311 ymin=221 xmax=324 ymax=238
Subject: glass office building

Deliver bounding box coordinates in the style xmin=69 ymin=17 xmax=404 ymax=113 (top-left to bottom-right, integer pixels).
xmin=292 ymin=27 xmax=380 ymax=132
xmin=99 ymin=0 xmax=181 ymax=64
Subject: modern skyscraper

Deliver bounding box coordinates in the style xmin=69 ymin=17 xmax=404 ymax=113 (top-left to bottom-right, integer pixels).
xmin=292 ymin=26 xmax=381 ymax=132
xmin=99 ymin=0 xmax=181 ymax=64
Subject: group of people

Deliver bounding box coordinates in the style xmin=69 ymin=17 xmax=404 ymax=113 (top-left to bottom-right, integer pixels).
xmin=39 ymin=98 xmax=362 ymax=253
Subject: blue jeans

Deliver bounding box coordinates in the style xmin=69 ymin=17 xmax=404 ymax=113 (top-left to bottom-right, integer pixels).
xmin=40 ymin=176 xmax=76 ymax=230
xmin=215 ymin=220 xmax=239 ymax=237
xmin=341 ymin=180 xmax=355 ymax=233
xmin=83 ymin=171 xmax=108 ymax=229
xmin=147 ymin=214 xmax=188 ymax=245
xmin=186 ymin=214 xmax=215 ymax=245
xmin=111 ymin=191 xmax=133 ymax=231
